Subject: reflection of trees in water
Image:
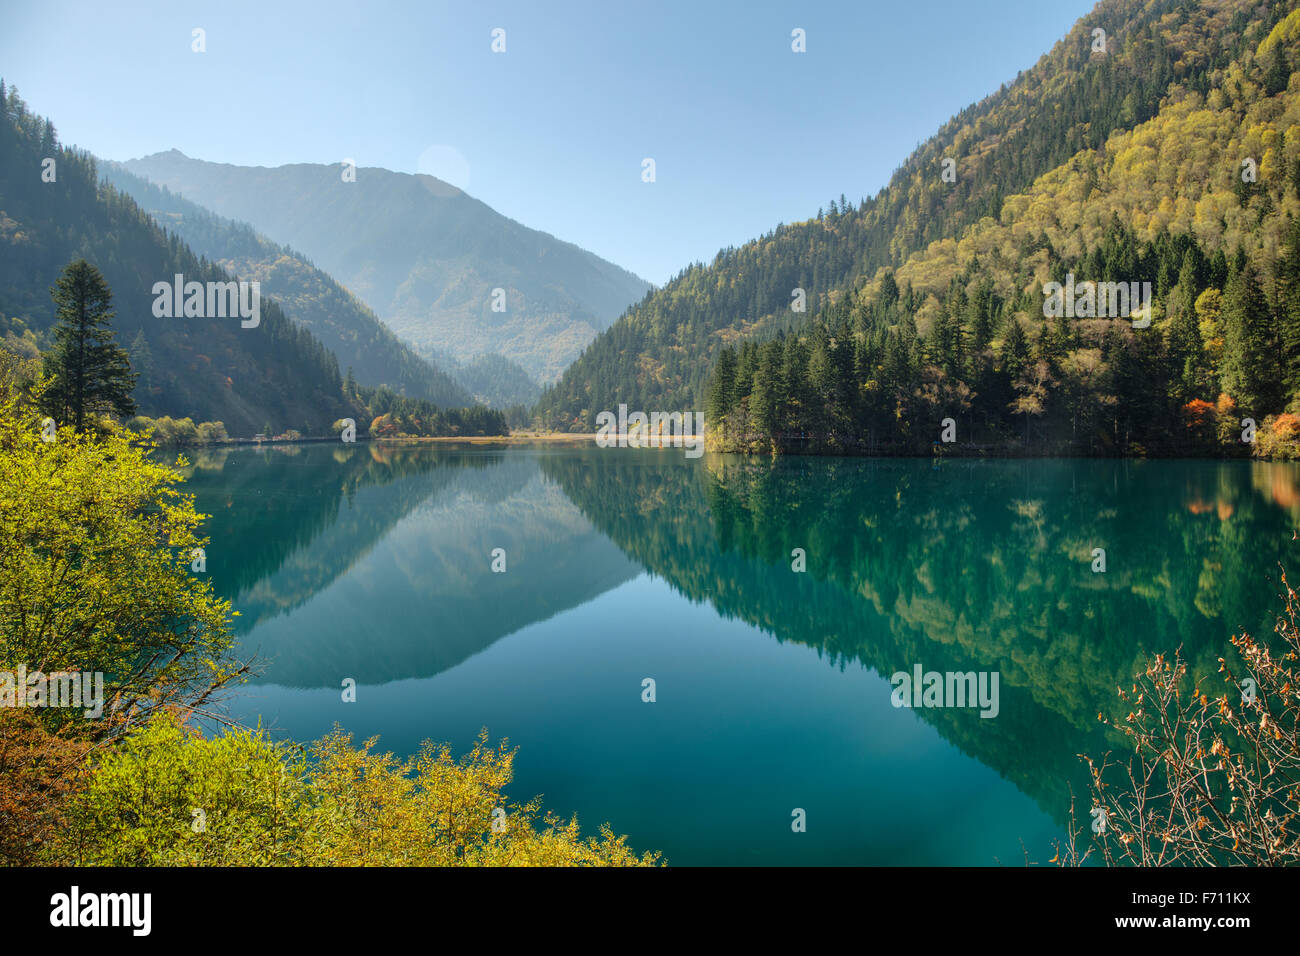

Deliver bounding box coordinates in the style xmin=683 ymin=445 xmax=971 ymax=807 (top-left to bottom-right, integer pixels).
xmin=181 ymin=443 xmax=502 ymax=630
xmin=185 ymin=445 xmax=641 ymax=687
xmin=178 ymin=443 xmax=1300 ymax=827
xmin=540 ymin=451 xmax=1300 ymax=826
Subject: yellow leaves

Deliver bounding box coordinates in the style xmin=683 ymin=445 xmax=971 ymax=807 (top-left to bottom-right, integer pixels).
xmin=1112 ymin=143 xmax=1158 ymax=182
xmin=1000 ymin=194 xmax=1030 ymax=225
xmin=1 ymin=398 xmax=236 ymax=723
xmin=61 ymin=714 xmax=661 ymax=866
xmin=1256 ymin=9 xmax=1300 ymax=61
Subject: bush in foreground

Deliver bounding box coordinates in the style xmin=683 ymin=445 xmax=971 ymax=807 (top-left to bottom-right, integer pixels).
xmin=1057 ymin=570 xmax=1300 ymax=866
xmin=0 ymin=393 xmax=242 ymax=730
xmin=56 ymin=712 xmax=661 ymax=867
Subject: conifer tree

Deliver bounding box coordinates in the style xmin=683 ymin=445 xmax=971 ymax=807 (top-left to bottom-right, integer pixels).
xmin=129 ymin=329 xmax=153 ymax=397
xmin=750 ymin=345 xmax=782 ymax=438
xmin=1264 ymin=45 xmax=1290 ymax=96
xmin=999 ymin=318 xmax=1030 ymax=382
xmin=1221 ymin=263 xmax=1279 ymax=415
xmin=1278 ymin=218 xmax=1300 ymax=395
xmin=1166 ymin=251 xmax=1204 ymax=404
xmin=707 ymin=347 xmax=738 ymax=427
xmin=41 ymin=260 xmax=136 ymax=431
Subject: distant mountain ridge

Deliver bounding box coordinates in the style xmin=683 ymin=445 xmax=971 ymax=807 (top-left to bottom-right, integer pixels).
xmin=424 ymin=348 xmax=541 ymax=408
xmin=97 ymin=163 xmax=474 ymax=408
xmin=121 ymin=150 xmax=652 ymax=383
xmin=0 ymin=84 xmax=352 ymax=437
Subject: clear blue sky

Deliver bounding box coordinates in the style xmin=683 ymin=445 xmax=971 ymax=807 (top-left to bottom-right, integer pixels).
xmin=1 ymin=0 xmax=1096 ymax=285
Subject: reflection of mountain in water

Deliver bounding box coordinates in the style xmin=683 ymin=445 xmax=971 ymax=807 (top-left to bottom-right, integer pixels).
xmin=183 ymin=443 xmax=1300 ymax=828
xmin=184 ymin=444 xmax=640 ymax=687
xmin=182 ymin=443 xmax=485 ymax=631
xmin=540 ymin=450 xmax=1300 ymax=825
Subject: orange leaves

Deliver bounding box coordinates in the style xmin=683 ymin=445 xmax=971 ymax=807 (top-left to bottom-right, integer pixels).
xmin=1181 ymin=398 xmax=1215 ymax=428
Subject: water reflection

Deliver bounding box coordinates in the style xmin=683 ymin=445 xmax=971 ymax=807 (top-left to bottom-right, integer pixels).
xmin=180 ymin=444 xmax=1300 ymax=854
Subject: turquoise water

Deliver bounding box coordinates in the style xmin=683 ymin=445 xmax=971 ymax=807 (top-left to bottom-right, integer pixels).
xmin=180 ymin=443 xmax=1300 ymax=865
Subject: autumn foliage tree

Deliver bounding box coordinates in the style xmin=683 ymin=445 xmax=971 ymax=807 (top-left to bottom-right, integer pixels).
xmin=0 ymin=368 xmax=249 ymax=865
xmin=1056 ymin=570 xmax=1300 ymax=866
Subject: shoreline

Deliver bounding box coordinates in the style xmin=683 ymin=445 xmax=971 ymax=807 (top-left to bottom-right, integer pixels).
xmin=145 ymin=433 xmax=1289 ymax=461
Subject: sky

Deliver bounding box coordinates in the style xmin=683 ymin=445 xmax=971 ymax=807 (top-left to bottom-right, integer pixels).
xmin=0 ymin=0 xmax=1097 ymax=285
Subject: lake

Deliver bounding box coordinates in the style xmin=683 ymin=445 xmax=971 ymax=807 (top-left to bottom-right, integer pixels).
xmin=178 ymin=442 xmax=1300 ymax=865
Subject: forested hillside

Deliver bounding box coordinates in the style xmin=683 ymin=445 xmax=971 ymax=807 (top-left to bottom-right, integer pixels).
xmin=425 ymin=348 xmax=542 ymax=408
xmin=0 ymin=83 xmax=513 ymax=439
xmin=0 ymin=83 xmax=350 ymax=437
xmin=537 ymin=0 xmax=1289 ymax=436
xmin=98 ymin=164 xmax=474 ymax=408
xmin=711 ymin=1 xmax=1300 ymax=457
xmin=122 ymin=150 xmax=651 ymax=383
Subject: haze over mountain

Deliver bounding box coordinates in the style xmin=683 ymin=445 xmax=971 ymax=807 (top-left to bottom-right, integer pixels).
xmin=424 ymin=348 xmax=542 ymax=409
xmin=98 ymin=163 xmax=474 ymax=408
xmin=0 ymin=85 xmax=352 ymax=436
xmin=120 ymin=150 xmax=652 ymax=385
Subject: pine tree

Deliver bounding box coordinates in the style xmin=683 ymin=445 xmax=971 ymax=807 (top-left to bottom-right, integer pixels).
xmin=38 ymin=116 xmax=56 ymax=156
xmin=1264 ymin=45 xmax=1289 ymax=96
xmin=879 ymin=272 xmax=900 ymax=309
xmin=42 ymin=260 xmax=137 ymax=431
xmin=1209 ymin=249 xmax=1229 ymax=289
xmin=781 ymin=336 xmax=810 ymax=436
xmin=1166 ymin=251 xmax=1204 ymax=404
xmin=999 ymin=318 xmax=1030 ymax=382
xmin=968 ymin=279 xmax=995 ymax=352
xmin=1278 ymin=218 xmax=1300 ymax=395
xmin=129 ymin=329 xmax=153 ymax=397
xmin=806 ymin=327 xmax=836 ymax=435
xmin=750 ymin=345 xmax=782 ymax=438
xmin=707 ymin=347 xmax=738 ymax=427
xmin=1222 ymin=263 xmax=1280 ymax=415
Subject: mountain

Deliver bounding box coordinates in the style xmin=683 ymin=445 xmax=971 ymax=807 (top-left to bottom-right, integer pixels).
xmin=0 ymin=83 xmax=352 ymax=437
xmin=119 ymin=150 xmax=652 ymax=383
xmin=425 ymin=348 xmax=541 ymax=408
xmin=705 ymin=0 xmax=1300 ymax=457
xmin=535 ymin=0 xmax=1286 ymax=430
xmin=97 ymin=164 xmax=473 ymax=408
